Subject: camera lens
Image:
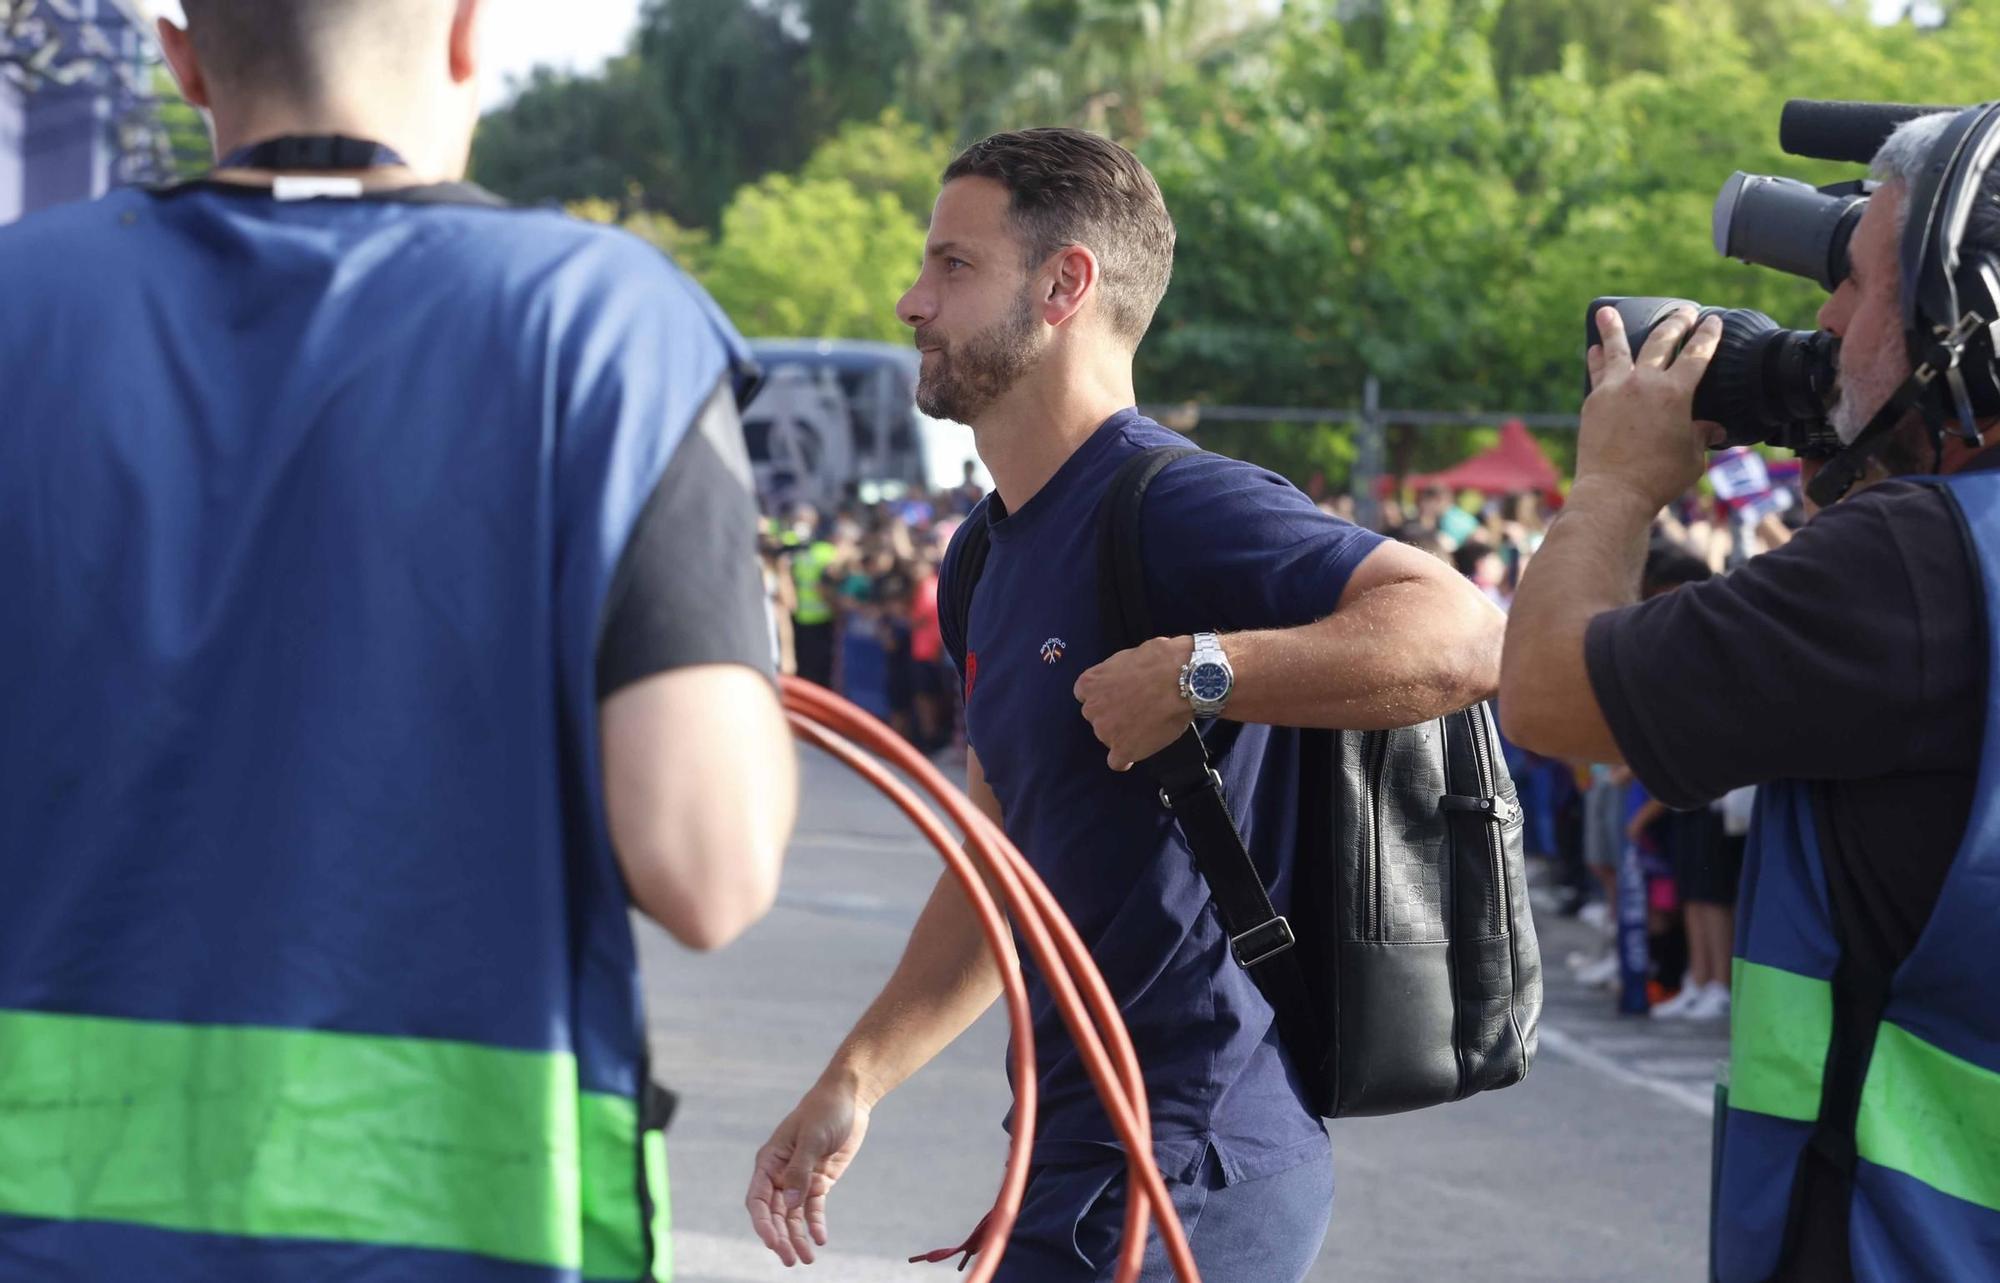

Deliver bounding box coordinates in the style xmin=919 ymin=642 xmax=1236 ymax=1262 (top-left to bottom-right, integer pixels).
xmin=1587 ymin=297 xmax=1840 ymax=453
xmin=1713 ymin=172 xmax=1869 ymax=291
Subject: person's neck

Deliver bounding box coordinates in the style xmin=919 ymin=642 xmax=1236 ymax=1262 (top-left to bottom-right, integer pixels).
xmin=973 ymin=355 xmax=1136 ymax=513
xmin=209 ymin=99 xmax=459 ymax=184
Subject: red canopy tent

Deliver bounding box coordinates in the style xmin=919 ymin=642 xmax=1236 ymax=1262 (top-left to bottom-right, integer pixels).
xmin=1389 ymin=419 xmax=1562 ymax=498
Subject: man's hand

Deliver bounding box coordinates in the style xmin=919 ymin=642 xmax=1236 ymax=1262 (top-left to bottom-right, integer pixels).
xmin=1579 ymin=306 xmax=1725 ymax=512
xmin=746 ymin=1081 xmax=872 ymax=1267
xmin=1074 ymin=635 xmax=1196 ymax=771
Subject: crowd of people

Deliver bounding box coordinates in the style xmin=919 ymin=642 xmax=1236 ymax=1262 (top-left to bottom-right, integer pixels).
xmin=1378 ymin=456 xmax=1805 ymax=1024
xmin=759 ymin=464 xmax=987 ymax=752
xmin=764 ymin=448 xmax=1808 ymax=1023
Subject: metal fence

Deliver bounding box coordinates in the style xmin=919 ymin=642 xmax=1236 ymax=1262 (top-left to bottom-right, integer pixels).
xmin=1143 ymin=376 xmax=1581 ymax=528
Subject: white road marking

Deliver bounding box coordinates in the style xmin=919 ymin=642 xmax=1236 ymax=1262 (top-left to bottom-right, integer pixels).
xmin=1539 ymin=1027 xmax=1717 ymax=1118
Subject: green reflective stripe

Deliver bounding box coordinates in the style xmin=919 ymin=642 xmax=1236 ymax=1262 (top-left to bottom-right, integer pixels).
xmin=646 ymin=1131 xmax=673 ymax=1282
xmin=578 ymin=1090 xmax=666 ymax=1281
xmin=1857 ymin=1022 xmax=2000 ymax=1213
xmin=0 ymin=1009 xmax=651 ymax=1271
xmin=1729 ymin=960 xmax=1831 ymax=1122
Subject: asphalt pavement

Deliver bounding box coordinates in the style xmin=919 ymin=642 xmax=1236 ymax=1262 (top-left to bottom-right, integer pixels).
xmin=640 ymin=751 xmax=1722 ymax=1282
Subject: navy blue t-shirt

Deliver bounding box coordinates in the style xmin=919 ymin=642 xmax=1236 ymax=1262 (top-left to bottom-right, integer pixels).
xmin=939 ymin=410 xmax=1385 ymax=1183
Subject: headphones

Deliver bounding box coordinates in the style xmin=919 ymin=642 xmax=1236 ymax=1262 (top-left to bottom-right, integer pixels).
xmin=1813 ymin=100 xmax=2000 ymax=504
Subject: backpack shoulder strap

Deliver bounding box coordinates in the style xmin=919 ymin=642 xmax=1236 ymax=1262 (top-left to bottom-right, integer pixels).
xmin=1094 ymin=447 xmax=1197 ymax=650
xmin=941 ymin=494 xmax=996 ymax=666
xmin=1093 ymin=447 xmax=1318 ymax=1001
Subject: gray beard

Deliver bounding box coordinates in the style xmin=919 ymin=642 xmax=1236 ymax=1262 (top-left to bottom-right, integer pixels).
xmin=1830 ymin=343 xmax=1913 ymax=445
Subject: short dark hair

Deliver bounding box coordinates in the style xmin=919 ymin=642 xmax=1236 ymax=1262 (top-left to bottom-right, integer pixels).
xmin=941 ymin=128 xmax=1176 ymax=347
xmin=180 ymin=0 xmax=440 ymax=101
xmin=1642 ymin=541 xmax=1713 ymax=595
xmin=1452 ymin=539 xmax=1497 ymax=580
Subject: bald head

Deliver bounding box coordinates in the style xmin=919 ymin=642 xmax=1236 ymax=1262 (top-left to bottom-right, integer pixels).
xmin=179 ymin=0 xmax=457 ymax=106
xmin=163 ymin=0 xmax=483 ymax=181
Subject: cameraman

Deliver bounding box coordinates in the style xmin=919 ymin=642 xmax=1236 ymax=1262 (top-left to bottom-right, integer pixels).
xmin=1503 ymin=112 xmax=1999 ymax=1282
xmin=0 ymin=1 xmax=795 ymax=1278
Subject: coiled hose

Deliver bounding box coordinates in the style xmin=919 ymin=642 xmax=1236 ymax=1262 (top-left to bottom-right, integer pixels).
xmin=780 ymin=676 xmax=1201 ymax=1282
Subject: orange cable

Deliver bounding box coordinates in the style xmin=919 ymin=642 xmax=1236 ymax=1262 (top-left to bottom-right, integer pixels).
xmin=781 ymin=676 xmax=1202 ymax=1282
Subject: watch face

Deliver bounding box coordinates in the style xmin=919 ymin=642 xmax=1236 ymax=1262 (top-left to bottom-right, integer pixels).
xmin=1189 ymin=661 xmax=1231 ymax=704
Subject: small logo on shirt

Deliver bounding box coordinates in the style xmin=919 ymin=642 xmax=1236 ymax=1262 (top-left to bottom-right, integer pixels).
xmin=964 ymin=651 xmax=979 ymax=701
xmin=1040 ymin=637 xmax=1067 ymax=665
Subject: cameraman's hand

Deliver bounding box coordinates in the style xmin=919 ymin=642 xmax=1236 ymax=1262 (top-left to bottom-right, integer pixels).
xmin=1580 ymin=307 xmax=1725 ymax=513
xmin=746 ymin=1081 xmax=872 ymax=1266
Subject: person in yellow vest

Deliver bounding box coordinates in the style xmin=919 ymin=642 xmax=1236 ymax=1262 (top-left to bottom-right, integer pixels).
xmin=785 ymin=503 xmax=842 ymax=687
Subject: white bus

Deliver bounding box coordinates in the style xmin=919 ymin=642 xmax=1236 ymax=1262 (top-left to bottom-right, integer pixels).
xmin=742 ymin=339 xmax=987 ymax=511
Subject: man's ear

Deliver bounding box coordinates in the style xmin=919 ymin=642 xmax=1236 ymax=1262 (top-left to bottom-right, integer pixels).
xmin=156 ymin=18 xmax=211 ymax=112
xmin=1042 ymin=244 xmax=1100 ymax=330
xmin=448 ymin=0 xmax=483 ymax=86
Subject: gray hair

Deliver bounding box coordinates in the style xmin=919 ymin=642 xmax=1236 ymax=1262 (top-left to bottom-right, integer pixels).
xmin=1871 ymin=111 xmax=1960 ymax=187
xmin=1869 ymin=108 xmax=2000 ymax=260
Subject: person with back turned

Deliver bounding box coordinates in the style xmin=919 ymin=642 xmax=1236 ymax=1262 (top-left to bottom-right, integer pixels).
xmin=0 ymin=2 xmax=796 ymax=1278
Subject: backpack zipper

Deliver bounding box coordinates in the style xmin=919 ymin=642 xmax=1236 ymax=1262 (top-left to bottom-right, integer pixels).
xmin=1465 ymin=705 xmax=1511 ymax=936
xmin=1362 ymin=733 xmax=1388 ymax=939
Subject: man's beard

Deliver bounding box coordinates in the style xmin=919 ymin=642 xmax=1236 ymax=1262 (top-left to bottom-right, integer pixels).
xmin=1830 ymin=333 xmax=1939 ymax=474
xmin=1830 ymin=334 xmax=1912 ymax=446
xmin=914 ymin=291 xmax=1041 ymax=424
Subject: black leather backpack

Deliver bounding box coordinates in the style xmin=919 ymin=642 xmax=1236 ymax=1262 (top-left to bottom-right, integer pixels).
xmin=944 ymin=446 xmax=1541 ymax=1117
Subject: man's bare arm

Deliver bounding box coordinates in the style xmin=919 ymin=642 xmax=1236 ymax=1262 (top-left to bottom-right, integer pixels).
xmin=1074 ymin=539 xmax=1506 ymax=769
xmin=745 ymin=748 xmax=1015 ymax=1267
xmin=1499 ymin=479 xmax=1653 ymax=763
xmin=600 ymin=664 xmax=796 ymax=951
xmin=819 ymin=747 xmax=1012 ymax=1106
xmin=1218 ymin=539 xmax=1505 ymax=730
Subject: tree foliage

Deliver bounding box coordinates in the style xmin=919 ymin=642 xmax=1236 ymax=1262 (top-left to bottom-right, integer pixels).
xmin=455 ymin=0 xmax=1999 ymax=483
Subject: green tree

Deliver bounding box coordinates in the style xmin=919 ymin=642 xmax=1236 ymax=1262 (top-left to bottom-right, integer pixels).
xmin=800 ymin=0 xmax=919 ymax=126
xmin=800 ymin=108 xmax=954 ymax=223
xmin=1132 ymin=0 xmax=1997 ymax=484
xmin=471 ymin=59 xmax=678 ymax=214
xmin=699 ymin=173 xmax=926 ymax=340
xmin=566 ymin=197 xmax=713 ymax=275
xmin=632 ymin=0 xmax=818 ymax=226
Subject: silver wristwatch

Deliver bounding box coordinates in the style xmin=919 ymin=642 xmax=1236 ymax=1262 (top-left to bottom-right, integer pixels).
xmin=1178 ymin=631 xmax=1234 ymax=718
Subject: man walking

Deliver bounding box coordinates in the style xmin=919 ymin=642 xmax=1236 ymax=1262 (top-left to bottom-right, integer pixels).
xmin=745 ymin=128 xmax=1503 ymax=1281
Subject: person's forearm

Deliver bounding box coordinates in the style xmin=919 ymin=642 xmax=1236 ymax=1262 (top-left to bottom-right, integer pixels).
xmin=818 ymin=868 xmax=1005 ymax=1108
xmin=1220 ymin=581 xmax=1504 ymax=731
xmin=1629 ymin=797 xmax=1668 ymax=837
xmin=1501 ymin=478 xmax=1657 ymax=759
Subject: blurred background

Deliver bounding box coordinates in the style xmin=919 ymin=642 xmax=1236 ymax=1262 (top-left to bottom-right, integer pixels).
xmin=3 ymin=0 xmax=1980 ymax=490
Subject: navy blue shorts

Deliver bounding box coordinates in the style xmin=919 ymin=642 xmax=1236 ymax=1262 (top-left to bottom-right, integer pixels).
xmin=991 ymin=1146 xmax=1334 ymax=1283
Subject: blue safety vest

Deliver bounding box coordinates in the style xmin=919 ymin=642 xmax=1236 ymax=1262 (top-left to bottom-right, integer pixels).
xmin=1714 ymin=472 xmax=2000 ymax=1281
xmin=0 ymin=186 xmax=752 ymax=1280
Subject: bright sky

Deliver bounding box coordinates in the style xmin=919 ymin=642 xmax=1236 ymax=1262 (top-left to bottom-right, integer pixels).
xmin=141 ymin=0 xmax=644 ymax=109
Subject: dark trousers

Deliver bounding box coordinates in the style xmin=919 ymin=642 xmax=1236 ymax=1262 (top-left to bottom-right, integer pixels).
xmin=992 ymin=1147 xmax=1334 ymax=1283
xmin=793 ymin=619 xmax=835 ymax=689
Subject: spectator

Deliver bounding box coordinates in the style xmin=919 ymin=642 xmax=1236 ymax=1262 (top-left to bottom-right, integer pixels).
xmin=1437 ymin=488 xmax=1481 ymax=547
xmin=787 ymin=505 xmax=843 ymax=688
xmin=1453 ymin=538 xmax=1512 ymax=610
xmin=908 ymin=553 xmax=951 ymax=752
xmin=1392 ymin=522 xmax=1453 ymax=563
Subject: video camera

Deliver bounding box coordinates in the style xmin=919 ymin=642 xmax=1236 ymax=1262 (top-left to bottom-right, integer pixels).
xmin=1588 ymin=99 xmax=2000 ymax=503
